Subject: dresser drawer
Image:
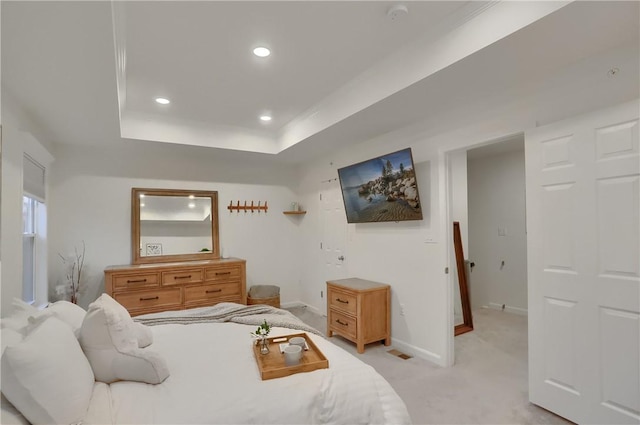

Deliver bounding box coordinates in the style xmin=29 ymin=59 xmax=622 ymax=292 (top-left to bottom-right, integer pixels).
xmin=204 ymin=265 xmax=242 ymax=282
xmin=329 ymin=309 xmax=357 ymax=339
xmin=162 ymin=269 xmax=203 ymax=286
xmin=114 ymin=288 xmax=182 ymax=312
xmin=113 ymin=272 xmax=159 ymax=290
xmin=328 ymin=290 xmax=357 ymax=315
xmin=105 ymin=258 xmax=246 ymax=316
xmin=184 ymin=282 xmax=241 ymax=303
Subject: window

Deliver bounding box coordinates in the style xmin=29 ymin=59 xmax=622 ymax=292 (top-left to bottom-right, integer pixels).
xmin=22 ymin=154 xmax=46 ymax=305
xmin=22 ymin=196 xmax=39 ymax=303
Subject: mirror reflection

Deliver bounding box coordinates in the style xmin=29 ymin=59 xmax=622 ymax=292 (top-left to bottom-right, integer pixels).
xmin=139 ymin=195 xmax=213 ymax=257
xmin=132 ymin=188 xmax=220 ymax=265
xmin=454 ymin=278 xmax=463 ymax=326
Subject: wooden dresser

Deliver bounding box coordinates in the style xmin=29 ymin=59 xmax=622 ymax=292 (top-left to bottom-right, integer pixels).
xmin=105 ymin=258 xmax=246 ymax=316
xmin=326 ymin=278 xmax=391 ymax=353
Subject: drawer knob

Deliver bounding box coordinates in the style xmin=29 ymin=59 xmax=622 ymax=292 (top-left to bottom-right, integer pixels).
xmin=174 ymin=275 xmax=192 ymax=280
xmin=336 ymin=298 xmax=349 ymax=304
xmin=206 ymin=289 xmax=223 ymax=294
xmin=335 ymin=319 xmax=348 ymax=326
xmin=140 ymin=296 xmax=159 ymax=301
xmin=127 ymin=279 xmax=147 ymax=283
xmin=215 ymin=272 xmax=231 ymax=275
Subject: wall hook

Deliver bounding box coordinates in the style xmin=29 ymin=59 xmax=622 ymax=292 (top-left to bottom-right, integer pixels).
xmin=227 ymin=200 xmax=269 ymax=214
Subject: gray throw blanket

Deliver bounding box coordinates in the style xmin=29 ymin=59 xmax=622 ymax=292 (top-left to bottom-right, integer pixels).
xmin=134 ymin=302 xmax=323 ymax=336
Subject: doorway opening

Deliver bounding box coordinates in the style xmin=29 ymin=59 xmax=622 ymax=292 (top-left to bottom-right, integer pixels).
xmin=445 ymin=133 xmax=528 ymax=362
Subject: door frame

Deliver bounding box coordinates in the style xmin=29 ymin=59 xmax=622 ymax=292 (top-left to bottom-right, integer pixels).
xmin=441 ymin=132 xmax=525 ymax=366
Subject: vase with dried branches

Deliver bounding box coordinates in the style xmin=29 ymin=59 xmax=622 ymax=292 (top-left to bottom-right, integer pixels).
xmin=58 ymin=241 xmax=86 ymax=304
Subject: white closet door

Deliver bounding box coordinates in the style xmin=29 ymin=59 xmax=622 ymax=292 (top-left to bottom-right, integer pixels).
xmin=526 ymin=100 xmax=639 ymax=424
xmin=321 ymin=179 xmax=347 ymax=315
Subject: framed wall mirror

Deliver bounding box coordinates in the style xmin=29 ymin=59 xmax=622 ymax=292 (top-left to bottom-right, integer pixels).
xmin=131 ymin=188 xmax=220 ymax=265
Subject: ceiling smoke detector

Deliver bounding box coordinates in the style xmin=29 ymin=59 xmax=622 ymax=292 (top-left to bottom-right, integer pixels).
xmin=387 ymin=4 xmax=408 ymax=21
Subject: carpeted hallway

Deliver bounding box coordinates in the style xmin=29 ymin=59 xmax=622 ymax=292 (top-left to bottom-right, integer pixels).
xmin=287 ymin=306 xmax=573 ymax=425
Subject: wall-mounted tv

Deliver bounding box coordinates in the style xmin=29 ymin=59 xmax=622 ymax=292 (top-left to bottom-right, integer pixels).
xmin=337 ymin=148 xmax=423 ymax=224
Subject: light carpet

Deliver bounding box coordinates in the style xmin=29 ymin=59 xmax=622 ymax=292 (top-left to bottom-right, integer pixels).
xmin=287 ymin=306 xmax=573 ymax=425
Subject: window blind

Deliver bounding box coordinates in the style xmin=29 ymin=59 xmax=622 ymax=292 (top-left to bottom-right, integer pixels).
xmin=23 ymin=154 xmax=46 ymax=201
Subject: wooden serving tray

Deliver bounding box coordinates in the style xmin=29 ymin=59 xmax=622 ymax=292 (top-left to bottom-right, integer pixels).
xmin=252 ymin=332 xmax=329 ymax=380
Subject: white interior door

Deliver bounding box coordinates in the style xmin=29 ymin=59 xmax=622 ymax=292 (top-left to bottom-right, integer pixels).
xmin=320 ymin=179 xmax=347 ymax=315
xmin=526 ymin=100 xmax=639 ymax=424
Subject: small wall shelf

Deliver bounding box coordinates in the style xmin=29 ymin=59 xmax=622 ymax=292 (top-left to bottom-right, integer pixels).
xmin=283 ymin=211 xmax=307 ymax=215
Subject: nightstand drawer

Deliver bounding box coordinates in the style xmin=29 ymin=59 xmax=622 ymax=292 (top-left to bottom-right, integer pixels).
xmin=185 ymin=282 xmax=241 ymax=303
xmin=204 ymin=265 xmax=242 ymax=282
xmin=113 ymin=272 xmax=159 ymax=290
xmin=329 ymin=309 xmax=357 ymax=339
xmin=114 ymin=288 xmax=182 ymax=312
xmin=162 ymin=269 xmax=203 ymax=285
xmin=328 ymin=290 xmax=357 ymax=315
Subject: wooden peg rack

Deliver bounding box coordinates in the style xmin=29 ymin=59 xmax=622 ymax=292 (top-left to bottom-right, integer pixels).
xmin=227 ymin=200 xmax=268 ymax=213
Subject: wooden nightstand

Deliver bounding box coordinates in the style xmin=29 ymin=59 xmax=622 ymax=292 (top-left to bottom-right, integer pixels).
xmin=326 ymin=278 xmax=391 ymax=353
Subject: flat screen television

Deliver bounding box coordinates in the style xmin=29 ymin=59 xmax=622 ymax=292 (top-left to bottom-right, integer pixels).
xmin=337 ymin=148 xmax=423 ymax=223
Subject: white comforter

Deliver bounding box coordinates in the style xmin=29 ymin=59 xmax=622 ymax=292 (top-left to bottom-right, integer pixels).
xmin=83 ymin=322 xmax=411 ymax=424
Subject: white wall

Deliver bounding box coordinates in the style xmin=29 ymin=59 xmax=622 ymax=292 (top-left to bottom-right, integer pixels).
xmin=140 ymin=221 xmax=211 ymax=256
xmin=48 ymin=142 xmax=302 ymax=309
xmin=1 ymin=100 xmax=54 ymax=315
xmin=1 ymin=124 xmax=25 ymax=315
xmin=295 ymin=45 xmax=638 ymax=365
xmin=468 ymin=146 xmax=528 ymax=313
xmin=448 ymin=150 xmax=468 ymax=320
xmin=299 ymin=152 xmax=443 ymax=359
xmin=294 ymin=82 xmax=560 ymax=366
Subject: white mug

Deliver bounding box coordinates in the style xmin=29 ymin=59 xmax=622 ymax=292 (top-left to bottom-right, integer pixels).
xmin=289 ymin=336 xmax=306 ymax=349
xmin=284 ymin=345 xmax=302 ymax=366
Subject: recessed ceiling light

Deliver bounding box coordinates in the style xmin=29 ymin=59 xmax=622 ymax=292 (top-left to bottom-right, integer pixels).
xmin=155 ymin=97 xmax=170 ymax=105
xmin=188 ymin=202 xmax=196 ymax=208
xmin=253 ymin=47 xmax=271 ymax=58
xmin=140 ymin=203 xmax=145 ymax=207
xmin=260 ymin=115 xmax=272 ymax=122
xmin=188 ymin=195 xmax=195 ymax=199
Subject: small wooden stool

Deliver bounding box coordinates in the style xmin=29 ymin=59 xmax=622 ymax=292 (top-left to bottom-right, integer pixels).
xmin=247 ymin=285 xmax=280 ymax=308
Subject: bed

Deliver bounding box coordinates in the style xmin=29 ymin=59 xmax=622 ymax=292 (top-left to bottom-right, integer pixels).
xmin=1 ymin=297 xmax=411 ymax=425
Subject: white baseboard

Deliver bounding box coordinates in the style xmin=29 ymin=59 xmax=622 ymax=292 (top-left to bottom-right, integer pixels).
xmin=281 ymin=301 xmax=326 ymax=317
xmin=390 ymin=337 xmax=445 ymax=367
xmin=486 ymin=302 xmax=528 ymax=316
xmin=285 ymin=301 xmax=444 ymax=367
xmin=303 ymin=303 xmax=325 ymax=317
xmin=280 ymin=301 xmax=305 ymax=309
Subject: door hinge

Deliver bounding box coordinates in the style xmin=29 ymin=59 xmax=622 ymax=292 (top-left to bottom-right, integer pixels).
xmin=445 ymin=267 xmax=449 ymax=274
xmin=320 ymin=242 xmax=323 ymax=250
xmin=320 ymin=193 xmax=322 ymax=201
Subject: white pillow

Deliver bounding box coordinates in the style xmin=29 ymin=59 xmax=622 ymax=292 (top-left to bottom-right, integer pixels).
xmin=27 ymin=301 xmax=86 ymax=338
xmin=1 ymin=317 xmax=95 ymax=425
xmin=133 ymin=322 xmax=153 ymax=348
xmin=0 ymin=329 xmax=22 ymax=356
xmin=11 ymin=299 xmax=38 ymax=315
xmin=80 ymin=294 xmax=169 ymax=384
xmin=1 ymin=393 xmax=30 ymax=425
xmin=0 ymin=299 xmax=39 ymax=334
